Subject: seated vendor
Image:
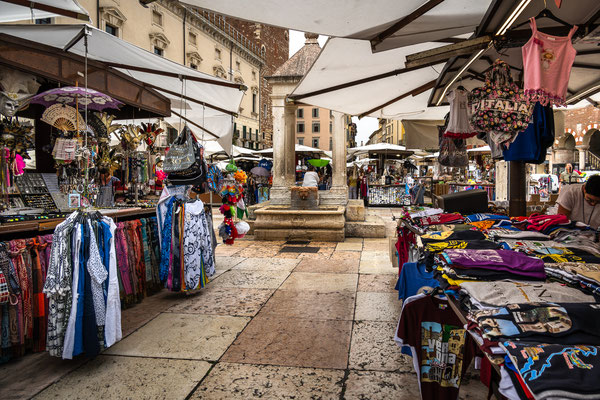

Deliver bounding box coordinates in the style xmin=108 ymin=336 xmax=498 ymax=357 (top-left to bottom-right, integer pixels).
xmin=557 ymin=174 xmax=600 ymax=229
xmin=96 ymin=168 xmax=121 ymax=208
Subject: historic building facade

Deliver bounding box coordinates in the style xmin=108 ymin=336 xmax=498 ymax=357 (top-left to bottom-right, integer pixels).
xmin=28 ymin=0 xmax=289 ymax=150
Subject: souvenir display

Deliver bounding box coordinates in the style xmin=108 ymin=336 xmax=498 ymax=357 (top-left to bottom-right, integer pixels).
xmin=217 ymin=159 xmax=246 ymax=245
xmin=0 ymin=67 xmax=41 ymax=118
xmin=393 ymin=204 xmax=600 ymax=399
xmin=469 ymin=60 xmax=533 ymax=145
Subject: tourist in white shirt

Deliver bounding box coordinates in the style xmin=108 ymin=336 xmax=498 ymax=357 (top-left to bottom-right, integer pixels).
xmin=302 ymin=165 xmax=320 ymax=187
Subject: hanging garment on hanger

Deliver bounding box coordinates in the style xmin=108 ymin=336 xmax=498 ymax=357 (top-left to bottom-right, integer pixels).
xmin=522 ymin=18 xmax=578 ymax=107
xmin=444 ymin=89 xmax=476 ymax=139
xmin=43 ymin=213 xmax=77 ymax=357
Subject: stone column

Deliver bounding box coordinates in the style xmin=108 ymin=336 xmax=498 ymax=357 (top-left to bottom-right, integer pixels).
xmin=321 ymin=111 xmax=348 ymax=205
xmin=270 ymin=94 xmax=293 ymax=205
xmin=284 ymin=104 xmax=297 ymax=186
xmin=577 ymin=145 xmax=589 ymax=170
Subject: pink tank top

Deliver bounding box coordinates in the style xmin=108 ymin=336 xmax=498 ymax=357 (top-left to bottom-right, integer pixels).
xmin=522 ymin=18 xmax=577 ymax=107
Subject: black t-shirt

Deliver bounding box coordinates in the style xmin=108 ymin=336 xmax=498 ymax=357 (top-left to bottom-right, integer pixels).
xmin=503 ymin=341 xmax=600 ymax=399
xmin=397 ymin=296 xmax=477 ymax=400
xmin=473 ymin=302 xmax=600 ymax=344
xmin=421 ymin=230 xmax=486 ymax=244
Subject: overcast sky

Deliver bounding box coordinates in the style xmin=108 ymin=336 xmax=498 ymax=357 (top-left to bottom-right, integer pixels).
xmin=288 ymin=30 xmax=378 ymax=146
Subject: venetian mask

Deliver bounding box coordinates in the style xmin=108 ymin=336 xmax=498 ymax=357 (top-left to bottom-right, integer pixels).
xmin=0 ymin=67 xmax=41 ymax=118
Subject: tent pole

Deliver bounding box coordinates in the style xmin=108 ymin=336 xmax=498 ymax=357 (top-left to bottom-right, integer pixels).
xmin=508 ymin=161 xmax=526 ymax=217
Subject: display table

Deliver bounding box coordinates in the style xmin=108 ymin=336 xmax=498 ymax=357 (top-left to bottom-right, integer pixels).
xmin=368 ymin=184 xmax=408 ymax=206
xmin=0 ymin=207 xmax=156 ymax=236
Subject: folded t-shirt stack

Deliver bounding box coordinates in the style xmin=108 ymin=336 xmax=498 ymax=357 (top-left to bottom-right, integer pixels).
xmin=418 ymin=212 xmax=464 ymax=226
xmin=441 ymin=249 xmax=546 ymax=281
xmin=470 ymin=302 xmax=600 ymax=345
xmin=500 ymin=341 xmax=600 ymax=400
xmin=460 ymin=281 xmax=595 ymax=309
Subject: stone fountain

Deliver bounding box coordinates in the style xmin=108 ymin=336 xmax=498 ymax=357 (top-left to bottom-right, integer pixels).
xmin=249 ymin=33 xmax=385 ymax=242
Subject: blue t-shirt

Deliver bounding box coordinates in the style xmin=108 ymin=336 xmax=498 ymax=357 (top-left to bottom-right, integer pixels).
xmin=503 ymin=102 xmax=554 ymax=164
xmin=396 ymin=262 xmax=439 ymax=301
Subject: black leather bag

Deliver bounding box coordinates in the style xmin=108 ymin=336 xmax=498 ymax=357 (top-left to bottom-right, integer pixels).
xmin=166 ymin=127 xmax=207 ymax=186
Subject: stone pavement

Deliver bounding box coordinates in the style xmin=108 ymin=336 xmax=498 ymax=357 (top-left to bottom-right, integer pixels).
xmin=0 ymin=208 xmax=488 ymax=399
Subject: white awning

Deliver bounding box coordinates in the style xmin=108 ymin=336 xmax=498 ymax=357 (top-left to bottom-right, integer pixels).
xmin=0 ymin=24 xmax=244 ymax=152
xmin=0 ymin=0 xmax=89 ymax=23
xmin=181 ymin=0 xmax=492 ymax=52
xmin=253 ymin=144 xmax=325 ymax=157
xmin=289 ymin=38 xmax=449 ymax=119
xmin=348 ymin=143 xmax=413 ymax=157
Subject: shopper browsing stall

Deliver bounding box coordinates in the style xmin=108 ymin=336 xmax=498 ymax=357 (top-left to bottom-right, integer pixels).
xmin=302 ymin=165 xmax=320 ymax=188
xmin=557 ymin=174 xmax=600 ymax=229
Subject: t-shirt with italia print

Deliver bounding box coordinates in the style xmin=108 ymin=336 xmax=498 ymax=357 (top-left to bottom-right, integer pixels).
xmin=396 ymin=295 xmax=477 ymax=400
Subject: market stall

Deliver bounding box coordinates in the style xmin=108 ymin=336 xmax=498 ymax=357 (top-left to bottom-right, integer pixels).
xmin=393 ymin=206 xmax=600 ymax=399
xmin=0 ymin=23 xmax=245 ymax=363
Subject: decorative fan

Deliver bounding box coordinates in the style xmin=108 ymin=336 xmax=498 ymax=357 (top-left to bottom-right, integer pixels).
xmin=41 ymin=104 xmax=87 ymax=132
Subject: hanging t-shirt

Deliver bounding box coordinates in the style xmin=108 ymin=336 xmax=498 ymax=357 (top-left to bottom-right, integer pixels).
xmin=444 ymin=89 xmax=476 ymax=139
xmin=503 ymin=102 xmax=554 ymax=164
xmin=396 ymin=295 xmax=478 ymax=400
xmin=396 ymin=262 xmax=439 ymax=301
xmin=522 ymin=18 xmax=578 ymax=107
xmin=472 ymin=302 xmax=600 ymax=344
xmin=501 ymin=341 xmax=600 ymax=400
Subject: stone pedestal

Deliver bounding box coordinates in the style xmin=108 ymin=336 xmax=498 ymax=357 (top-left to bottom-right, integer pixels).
xmin=253 ymin=206 xmax=346 ymax=241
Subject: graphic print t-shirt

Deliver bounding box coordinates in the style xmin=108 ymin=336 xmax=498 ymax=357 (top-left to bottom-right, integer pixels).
xmin=396 ymin=296 xmax=477 ymax=400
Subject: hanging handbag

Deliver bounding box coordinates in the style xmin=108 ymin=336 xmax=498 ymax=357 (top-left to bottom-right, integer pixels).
xmin=469 ymin=59 xmax=534 ymax=145
xmin=166 ymin=127 xmax=208 ymax=186
xmin=163 ymin=126 xmax=196 ymax=173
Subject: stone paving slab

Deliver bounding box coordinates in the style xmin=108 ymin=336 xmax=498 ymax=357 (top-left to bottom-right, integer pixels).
xmin=330 ymin=251 xmax=362 ymax=261
xmin=168 ymin=287 xmax=275 ymax=317
xmin=214 ymin=256 xmax=245 ymax=270
xmin=258 ymin=290 xmax=356 ymax=321
xmin=359 ymin=259 xmax=397 ymax=275
xmin=191 ymin=362 xmax=344 ymax=399
xmin=222 ymin=315 xmax=352 ymax=369
xmin=358 ymin=274 xmax=398 ymax=293
xmin=209 ymin=270 xmax=291 ymax=289
xmin=34 ymin=355 xmax=211 ymax=400
xmin=232 ymin=257 xmax=300 ymax=271
xmin=279 ymin=272 xmax=358 ymax=292
xmin=215 ymin=246 xmax=242 ymax=257
xmin=335 ymin=242 xmax=363 ymax=251
xmin=349 ymin=320 xmax=413 ymax=372
xmin=295 ymin=258 xmax=359 ymax=274
xmin=354 ymin=292 xmax=403 ymax=322
xmin=344 ymin=370 xmax=420 ymax=400
xmin=104 ymin=313 xmax=249 ymax=361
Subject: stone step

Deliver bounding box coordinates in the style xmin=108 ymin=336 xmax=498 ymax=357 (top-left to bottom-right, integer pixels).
xmin=345 ymin=214 xmax=386 ymax=238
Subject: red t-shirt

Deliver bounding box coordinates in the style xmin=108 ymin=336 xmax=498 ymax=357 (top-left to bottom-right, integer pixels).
xmin=396 ymin=295 xmax=477 ymax=400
